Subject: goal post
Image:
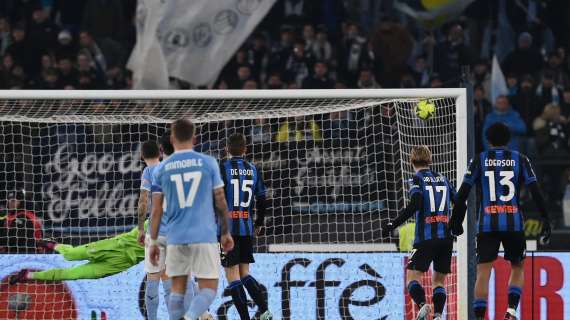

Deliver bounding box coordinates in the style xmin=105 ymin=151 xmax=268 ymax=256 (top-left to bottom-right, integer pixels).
xmin=0 ymin=89 xmax=468 ymax=319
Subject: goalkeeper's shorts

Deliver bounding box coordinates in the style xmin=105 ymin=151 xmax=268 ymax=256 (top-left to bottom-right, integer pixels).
xmin=166 ymin=243 xmax=220 ymax=279
xmin=144 ymin=234 xmax=167 ymax=273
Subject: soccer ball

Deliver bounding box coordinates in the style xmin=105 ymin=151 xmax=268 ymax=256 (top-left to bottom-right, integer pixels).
xmin=415 ymin=100 xmax=436 ymax=120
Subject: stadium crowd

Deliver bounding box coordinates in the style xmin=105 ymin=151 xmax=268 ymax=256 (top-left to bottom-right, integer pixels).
xmin=0 ymin=0 xmax=569 ymax=228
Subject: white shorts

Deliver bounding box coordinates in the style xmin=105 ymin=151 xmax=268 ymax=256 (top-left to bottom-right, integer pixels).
xmin=144 ymin=235 xmax=167 ymax=274
xmin=166 ymin=243 xmax=220 ymax=279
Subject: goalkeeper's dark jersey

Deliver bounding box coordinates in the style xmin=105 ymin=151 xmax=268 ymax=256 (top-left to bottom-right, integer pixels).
xmin=410 ymin=169 xmax=455 ymax=245
xmin=220 ymin=157 xmax=266 ymax=236
xmin=462 ymin=147 xmax=536 ymax=233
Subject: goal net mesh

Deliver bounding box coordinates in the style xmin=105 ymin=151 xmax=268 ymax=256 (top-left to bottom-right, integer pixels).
xmin=0 ymin=95 xmax=460 ymax=319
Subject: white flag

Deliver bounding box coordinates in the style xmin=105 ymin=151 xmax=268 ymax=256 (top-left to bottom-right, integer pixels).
xmin=491 ymin=55 xmax=509 ymax=103
xmin=157 ymin=0 xmax=276 ymax=86
xmin=127 ymin=0 xmax=169 ymax=89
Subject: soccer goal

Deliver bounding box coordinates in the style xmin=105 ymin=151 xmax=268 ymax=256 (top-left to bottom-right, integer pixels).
xmin=0 ymin=89 xmax=468 ymax=320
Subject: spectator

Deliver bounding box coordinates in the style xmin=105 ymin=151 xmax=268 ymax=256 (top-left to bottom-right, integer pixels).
xmin=412 ymin=55 xmax=429 ymax=88
xmin=400 ymin=73 xmax=416 ymax=88
xmin=535 ymin=70 xmax=561 ymax=107
xmin=474 ymin=85 xmax=492 ymax=152
xmin=337 ymin=22 xmax=367 ymax=85
xmin=284 ymin=40 xmax=313 ymax=87
xmin=82 ymin=0 xmax=126 ymax=42
xmin=232 ymin=65 xmax=252 ymax=89
xmin=470 ymin=60 xmax=491 ymax=97
xmin=28 ymin=7 xmax=59 ymax=57
xmin=0 ymin=190 xmax=43 ymax=254
xmin=482 ymin=95 xmax=527 ymax=150
xmin=77 ymin=51 xmax=103 ymax=88
xmin=269 ymin=26 xmax=294 ymax=73
xmin=533 ymin=103 xmax=569 ymax=202
xmin=0 ymin=17 xmax=11 ymax=55
xmin=105 ymin=65 xmax=127 ymax=89
xmin=357 ymin=68 xmax=380 ymax=89
xmin=79 ymin=30 xmax=126 ymax=74
xmin=276 ymin=116 xmax=322 ymax=142
xmin=546 ymin=52 xmax=569 ymax=86
xmin=506 ymin=73 xmax=519 ymax=98
xmin=430 ymin=74 xmax=443 ymax=88
xmin=433 ymin=22 xmax=473 ymax=85
xmin=266 ymin=72 xmax=284 ymax=89
xmin=54 ymin=29 xmax=77 ymax=60
xmin=249 ymin=34 xmax=269 ymax=79
xmin=502 ymin=32 xmax=544 ymax=78
xmin=301 ymin=61 xmax=334 ymax=89
xmin=57 ymin=56 xmax=78 ymax=87
xmin=6 ymin=23 xmax=34 ymax=76
xmin=311 ymin=27 xmax=332 ymax=63
xmin=302 ymin=24 xmax=316 ymax=53
xmin=513 ymin=75 xmax=541 ymax=131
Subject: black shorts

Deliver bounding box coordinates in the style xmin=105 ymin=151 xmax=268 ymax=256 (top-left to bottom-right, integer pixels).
xmin=221 ymin=236 xmax=255 ymax=268
xmin=407 ymin=239 xmax=453 ymax=274
xmin=477 ymin=232 xmax=526 ymax=264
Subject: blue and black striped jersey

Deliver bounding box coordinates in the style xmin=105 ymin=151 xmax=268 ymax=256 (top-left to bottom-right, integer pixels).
xmin=220 ymin=157 xmax=267 ymax=236
xmin=463 ymin=148 xmax=537 ymax=233
xmin=410 ymin=169 xmax=456 ymax=244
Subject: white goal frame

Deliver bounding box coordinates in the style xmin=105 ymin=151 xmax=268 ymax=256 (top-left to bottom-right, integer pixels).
xmin=0 ymin=88 xmax=468 ymax=319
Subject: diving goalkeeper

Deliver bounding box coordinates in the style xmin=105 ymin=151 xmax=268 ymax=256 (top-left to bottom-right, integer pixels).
xmin=9 ymin=224 xmax=145 ymax=283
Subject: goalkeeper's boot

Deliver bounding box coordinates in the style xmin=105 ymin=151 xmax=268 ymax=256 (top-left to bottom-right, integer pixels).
xmin=36 ymin=238 xmax=58 ymax=252
xmin=504 ymin=308 xmax=517 ymax=320
xmin=9 ymin=269 xmax=31 ymax=285
xmin=416 ymin=304 xmax=432 ymax=320
xmin=433 ymin=314 xmax=442 ymax=320
xmin=260 ymin=310 xmax=273 ymax=320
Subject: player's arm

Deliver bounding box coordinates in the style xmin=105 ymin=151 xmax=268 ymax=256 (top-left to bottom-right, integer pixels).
xmin=149 ymin=192 xmax=164 ymax=241
xmin=214 ymin=187 xmax=234 ymax=252
xmin=388 ymin=192 xmax=423 ymax=231
xmin=137 ymin=190 xmax=149 ymax=234
xmin=522 ymin=156 xmax=551 ymax=244
xmin=386 ymin=176 xmax=423 ymax=232
xmin=450 ymin=157 xmax=480 ymax=235
xmin=254 ymin=168 xmax=268 ymax=235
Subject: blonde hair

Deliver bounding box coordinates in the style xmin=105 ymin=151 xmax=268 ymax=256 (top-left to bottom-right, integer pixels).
xmin=410 ymin=145 xmax=432 ymax=167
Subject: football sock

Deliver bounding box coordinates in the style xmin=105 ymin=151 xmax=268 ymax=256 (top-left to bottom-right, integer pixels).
xmin=185 ymin=288 xmax=216 ymax=320
xmin=508 ymin=286 xmax=522 ymax=310
xmin=145 ymin=279 xmax=160 ymax=320
xmin=183 ymin=278 xmax=196 ymax=311
xmin=242 ymin=275 xmax=268 ymax=312
xmin=407 ymin=280 xmax=426 ymax=307
xmin=168 ymin=293 xmax=185 ymax=320
xmin=432 ymin=286 xmax=447 ymax=315
xmin=473 ymin=298 xmax=487 ymax=319
xmin=162 ymin=279 xmax=172 ymax=309
xmin=229 ymin=280 xmax=250 ymax=320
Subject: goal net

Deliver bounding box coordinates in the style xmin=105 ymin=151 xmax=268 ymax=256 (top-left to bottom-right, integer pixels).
xmin=0 ymin=89 xmax=467 ymax=320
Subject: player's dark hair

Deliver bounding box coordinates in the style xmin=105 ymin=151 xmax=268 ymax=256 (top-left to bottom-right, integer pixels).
xmin=227 ymin=133 xmax=246 ymax=156
xmin=485 ymin=122 xmax=511 ymax=147
xmin=141 ymin=140 xmax=160 ymax=159
xmin=171 ymin=118 xmax=195 ymax=143
xmin=160 ymin=131 xmax=174 ymax=156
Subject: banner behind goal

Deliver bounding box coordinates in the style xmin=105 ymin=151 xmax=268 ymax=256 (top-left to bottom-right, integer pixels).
xmin=0 ymin=90 xmax=467 ymax=319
